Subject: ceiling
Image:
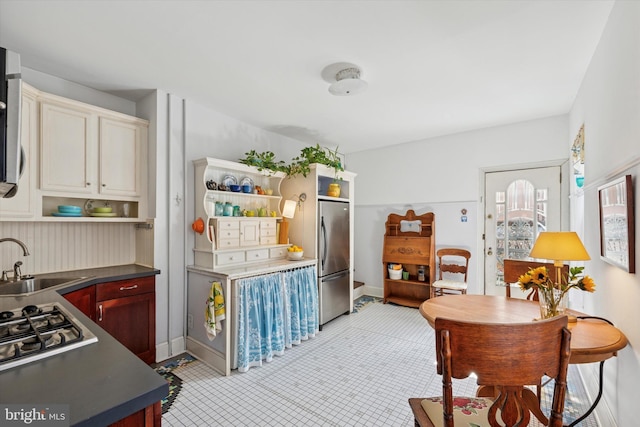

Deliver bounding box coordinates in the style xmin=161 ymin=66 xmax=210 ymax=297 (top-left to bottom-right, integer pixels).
xmin=0 ymin=1 xmax=613 ymax=154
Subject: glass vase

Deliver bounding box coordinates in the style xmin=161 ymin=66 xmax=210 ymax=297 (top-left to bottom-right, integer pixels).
xmin=538 ymin=287 xmax=567 ymax=319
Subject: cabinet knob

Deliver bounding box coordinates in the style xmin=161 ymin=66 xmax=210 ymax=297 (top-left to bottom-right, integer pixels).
xmin=86 ymin=182 xmax=91 ymax=186
xmin=102 ymin=183 xmax=107 ymax=187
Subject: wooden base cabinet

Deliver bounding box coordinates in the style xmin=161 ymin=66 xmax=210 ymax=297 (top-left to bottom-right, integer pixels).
xmin=382 ymin=210 xmax=436 ymax=308
xmin=96 ymin=276 xmax=156 ymax=364
xmin=63 ymin=286 xmax=96 ymax=321
xmin=109 ymin=402 xmax=161 ymax=427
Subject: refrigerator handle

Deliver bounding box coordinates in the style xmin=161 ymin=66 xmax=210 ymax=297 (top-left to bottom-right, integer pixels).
xmin=320 ymin=216 xmax=327 ymax=270
xmin=322 ymin=270 xmax=349 ymax=282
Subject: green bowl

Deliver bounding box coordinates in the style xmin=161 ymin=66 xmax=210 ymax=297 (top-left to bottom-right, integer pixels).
xmin=93 ymin=207 xmax=113 ymax=213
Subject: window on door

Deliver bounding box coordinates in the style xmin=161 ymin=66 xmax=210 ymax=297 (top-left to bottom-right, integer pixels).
xmin=495 ymin=180 xmax=549 ymax=285
xmin=484 ymin=166 xmax=561 ymax=296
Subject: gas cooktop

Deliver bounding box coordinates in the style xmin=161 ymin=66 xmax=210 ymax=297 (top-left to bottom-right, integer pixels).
xmin=0 ymin=303 xmax=98 ymax=371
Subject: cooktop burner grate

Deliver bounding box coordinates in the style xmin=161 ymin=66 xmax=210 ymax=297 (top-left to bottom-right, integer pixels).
xmin=0 ymin=303 xmax=98 ymax=371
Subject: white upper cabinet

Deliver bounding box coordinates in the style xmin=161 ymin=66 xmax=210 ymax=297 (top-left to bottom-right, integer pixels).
xmin=40 ymin=99 xmax=95 ymax=194
xmin=40 ymin=95 xmax=147 ymax=198
xmin=1 ymin=84 xmax=149 ymax=221
xmin=99 ymin=117 xmax=144 ymax=197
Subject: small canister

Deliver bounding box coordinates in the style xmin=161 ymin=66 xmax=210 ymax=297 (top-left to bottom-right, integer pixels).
xmin=214 ymin=202 xmax=224 ymax=216
xmin=233 ymin=205 xmax=241 ymax=216
xmin=223 ymin=202 xmax=233 ymax=216
xmin=417 ymin=265 xmax=426 ymax=282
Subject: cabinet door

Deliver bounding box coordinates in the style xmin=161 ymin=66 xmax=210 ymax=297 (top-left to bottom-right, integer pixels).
xmin=240 ymin=220 xmax=260 ymax=246
xmin=97 ymin=292 xmax=156 ymax=364
xmin=40 ymin=100 xmax=95 ymax=193
xmin=63 ymin=286 xmax=96 ymax=321
xmin=99 ymin=117 xmax=144 ymax=196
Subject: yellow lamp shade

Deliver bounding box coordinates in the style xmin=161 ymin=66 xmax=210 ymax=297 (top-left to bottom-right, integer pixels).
xmin=529 ymin=232 xmax=590 ymax=265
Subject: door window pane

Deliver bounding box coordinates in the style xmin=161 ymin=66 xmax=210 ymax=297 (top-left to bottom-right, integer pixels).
xmin=495 ymin=179 xmax=548 ymax=284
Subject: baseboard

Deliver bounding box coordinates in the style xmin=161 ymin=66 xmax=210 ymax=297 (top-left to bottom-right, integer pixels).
xmin=362 ymin=285 xmax=383 ymax=299
xmin=155 ymin=336 xmax=187 ymax=363
xmin=171 ymin=336 xmax=186 ymax=355
xmin=156 ymin=342 xmax=169 ymax=363
xmin=576 ymin=364 xmax=617 ymax=426
xmin=353 ymin=286 xmax=364 ymax=299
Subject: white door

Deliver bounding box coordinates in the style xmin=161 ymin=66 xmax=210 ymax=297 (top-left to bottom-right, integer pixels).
xmin=484 ymin=167 xmax=562 ymax=296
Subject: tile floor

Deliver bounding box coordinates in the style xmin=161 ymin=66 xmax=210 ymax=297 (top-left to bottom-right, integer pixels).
xmin=162 ymin=301 xmax=599 ymax=426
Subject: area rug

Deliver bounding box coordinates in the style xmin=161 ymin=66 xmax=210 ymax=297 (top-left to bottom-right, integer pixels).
xmin=153 ymin=353 xmax=197 ymax=414
xmin=352 ymin=295 xmax=383 ymax=313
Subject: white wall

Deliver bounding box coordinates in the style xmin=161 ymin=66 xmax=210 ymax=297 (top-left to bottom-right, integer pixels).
xmin=568 ymin=2 xmax=640 ymax=426
xmin=21 ymin=67 xmax=137 ymax=116
xmin=347 ymin=115 xmax=569 ymax=296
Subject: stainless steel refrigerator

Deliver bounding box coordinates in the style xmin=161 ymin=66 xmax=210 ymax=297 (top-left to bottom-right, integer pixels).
xmin=318 ymin=200 xmax=350 ymax=326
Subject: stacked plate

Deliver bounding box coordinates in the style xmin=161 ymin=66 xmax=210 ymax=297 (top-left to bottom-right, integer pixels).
xmin=52 ymin=205 xmax=83 ymax=217
xmin=90 ymin=206 xmax=117 ymax=217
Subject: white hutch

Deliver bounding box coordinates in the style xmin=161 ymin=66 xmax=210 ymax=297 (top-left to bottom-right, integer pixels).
xmin=187 ymin=158 xmax=317 ymax=375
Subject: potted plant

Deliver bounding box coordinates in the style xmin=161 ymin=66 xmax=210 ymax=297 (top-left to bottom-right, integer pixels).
xmin=238 ymin=150 xmax=286 ymax=174
xmin=239 ymin=145 xmax=345 ymax=196
xmin=288 ymin=144 xmax=344 ymax=178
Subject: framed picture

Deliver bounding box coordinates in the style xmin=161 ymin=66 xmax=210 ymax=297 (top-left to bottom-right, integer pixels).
xmin=598 ymin=174 xmax=635 ymax=273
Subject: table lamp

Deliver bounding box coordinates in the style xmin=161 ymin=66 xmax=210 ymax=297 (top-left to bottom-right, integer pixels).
xmin=279 ymin=200 xmax=297 ymax=244
xmin=529 ymin=232 xmax=590 ymax=271
xmin=529 ymin=232 xmax=590 ymax=320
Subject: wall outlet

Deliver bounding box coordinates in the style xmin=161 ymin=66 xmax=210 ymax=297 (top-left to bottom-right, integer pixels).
xmin=187 ymin=314 xmax=194 ymax=330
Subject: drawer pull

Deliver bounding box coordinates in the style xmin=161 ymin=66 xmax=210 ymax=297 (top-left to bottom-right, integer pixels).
xmin=98 ymin=304 xmax=103 ymax=321
xmin=120 ymin=284 xmax=138 ymax=291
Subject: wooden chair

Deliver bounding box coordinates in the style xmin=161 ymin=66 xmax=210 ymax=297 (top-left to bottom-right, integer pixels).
xmin=430 ymin=249 xmax=470 ymax=299
xmin=502 ymin=259 xmax=570 ymax=402
xmin=503 ymin=259 xmax=569 ymax=300
xmin=409 ymin=316 xmax=571 ymax=427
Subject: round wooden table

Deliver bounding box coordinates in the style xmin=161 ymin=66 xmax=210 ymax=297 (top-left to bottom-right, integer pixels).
xmin=419 ymin=294 xmax=627 ymax=364
xmin=419 ymin=294 xmax=628 ymax=426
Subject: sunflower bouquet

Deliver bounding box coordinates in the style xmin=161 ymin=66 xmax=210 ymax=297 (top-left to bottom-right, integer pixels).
xmin=517 ymin=266 xmax=596 ymax=318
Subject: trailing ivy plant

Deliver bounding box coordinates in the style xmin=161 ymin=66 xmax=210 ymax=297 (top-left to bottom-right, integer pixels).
xmin=288 ymin=144 xmax=344 ymax=180
xmin=238 ymin=150 xmax=287 ymax=174
xmin=239 ymin=144 xmax=344 ymax=180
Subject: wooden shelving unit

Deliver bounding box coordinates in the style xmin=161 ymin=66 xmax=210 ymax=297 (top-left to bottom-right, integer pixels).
xmin=382 ymin=210 xmax=436 ymax=307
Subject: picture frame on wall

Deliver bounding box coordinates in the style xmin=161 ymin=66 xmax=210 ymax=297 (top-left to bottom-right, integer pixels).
xmin=598 ymin=174 xmax=635 ymax=273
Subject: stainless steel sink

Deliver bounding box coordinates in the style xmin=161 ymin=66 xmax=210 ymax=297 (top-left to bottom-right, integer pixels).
xmin=0 ymin=276 xmax=87 ymax=295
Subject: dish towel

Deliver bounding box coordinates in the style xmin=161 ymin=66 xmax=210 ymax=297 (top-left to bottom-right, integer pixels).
xmin=205 ymin=281 xmax=226 ymax=340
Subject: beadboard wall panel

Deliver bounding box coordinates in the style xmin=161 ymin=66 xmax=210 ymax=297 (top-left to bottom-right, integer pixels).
xmin=0 ymin=222 xmax=136 ymax=276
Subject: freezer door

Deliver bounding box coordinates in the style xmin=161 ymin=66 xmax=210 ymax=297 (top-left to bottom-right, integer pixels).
xmin=318 ymin=200 xmax=350 ymax=277
xmin=319 ymin=270 xmax=350 ymax=325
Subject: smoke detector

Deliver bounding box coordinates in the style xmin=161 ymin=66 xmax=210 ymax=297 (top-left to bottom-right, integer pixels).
xmin=323 ymin=63 xmax=368 ymax=96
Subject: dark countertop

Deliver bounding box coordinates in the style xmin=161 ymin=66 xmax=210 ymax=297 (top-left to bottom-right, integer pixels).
xmin=0 ymin=264 xmax=167 ymax=427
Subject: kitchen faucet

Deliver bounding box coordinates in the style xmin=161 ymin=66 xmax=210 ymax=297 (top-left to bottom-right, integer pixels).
xmin=0 ymin=238 xmax=30 ymax=281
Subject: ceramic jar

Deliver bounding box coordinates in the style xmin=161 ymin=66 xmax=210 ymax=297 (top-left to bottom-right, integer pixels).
xmin=327 ymin=183 xmax=341 ymax=197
